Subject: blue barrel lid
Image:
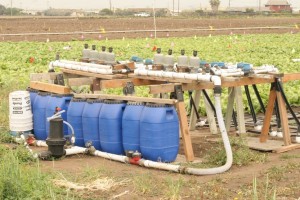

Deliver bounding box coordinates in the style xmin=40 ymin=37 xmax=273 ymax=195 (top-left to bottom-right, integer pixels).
xmin=210 ymin=62 xmax=225 ymax=67
xmin=144 ymin=58 xmax=153 ymax=65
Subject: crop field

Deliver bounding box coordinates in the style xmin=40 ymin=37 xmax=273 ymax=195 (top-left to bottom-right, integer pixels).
xmin=0 ymin=17 xmax=300 ymax=199
xmin=0 ymin=16 xmax=300 ymax=41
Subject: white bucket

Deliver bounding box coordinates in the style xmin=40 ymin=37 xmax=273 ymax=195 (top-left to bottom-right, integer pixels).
xmin=9 ymin=91 xmax=33 ymax=132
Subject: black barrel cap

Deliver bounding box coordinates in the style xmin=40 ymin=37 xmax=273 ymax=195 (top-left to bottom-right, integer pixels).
xmin=71 ymin=98 xmax=87 ymax=102
xmin=104 ymin=100 xmax=125 ymax=104
xmin=38 ymin=92 xmax=51 ymax=96
xmin=51 ymin=93 xmax=74 ymax=98
xmin=87 ymin=99 xmax=103 ymax=103
xmin=127 ymin=101 xmax=145 ymax=106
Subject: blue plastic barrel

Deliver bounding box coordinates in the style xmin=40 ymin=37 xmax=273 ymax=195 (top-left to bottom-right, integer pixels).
xmin=33 ymin=92 xmax=50 ymax=140
xmin=140 ymin=103 xmax=179 ymax=162
xmin=67 ymin=98 xmax=86 ymax=147
xmin=46 ymin=94 xmax=73 ymax=137
xmin=82 ymin=99 xmax=103 ymax=150
xmin=99 ymin=100 xmax=126 ymax=155
xmin=122 ymin=102 xmax=144 ymax=152
xmin=26 ymin=88 xmax=38 ymax=111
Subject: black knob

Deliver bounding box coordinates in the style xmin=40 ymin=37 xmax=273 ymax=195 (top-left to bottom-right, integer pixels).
xmin=157 ymin=48 xmax=161 ymax=54
xmin=181 ymin=49 xmax=185 ymax=56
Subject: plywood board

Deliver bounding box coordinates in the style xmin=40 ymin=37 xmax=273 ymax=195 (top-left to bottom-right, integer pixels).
xmin=247 ymin=137 xmax=285 ymax=152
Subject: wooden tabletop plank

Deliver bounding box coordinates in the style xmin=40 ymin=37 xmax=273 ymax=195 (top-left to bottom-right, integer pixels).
xmin=61 ymin=68 xmax=128 ymax=79
xmin=100 ymin=78 xmax=165 ymax=89
xmin=30 ymin=81 xmax=71 ymax=94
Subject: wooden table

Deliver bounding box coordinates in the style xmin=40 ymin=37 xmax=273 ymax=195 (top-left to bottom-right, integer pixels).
xmin=30 ymin=70 xmax=300 ymax=161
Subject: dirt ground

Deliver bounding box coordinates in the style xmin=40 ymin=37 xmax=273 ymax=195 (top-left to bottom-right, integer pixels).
xmin=0 ymin=16 xmax=300 ymax=41
xmin=34 ymin=126 xmax=300 ymax=199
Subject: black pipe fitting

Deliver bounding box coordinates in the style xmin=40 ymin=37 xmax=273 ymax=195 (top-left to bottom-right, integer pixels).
xmin=46 ymin=118 xmax=66 ymax=158
xmin=213 ymin=86 xmax=222 ymax=94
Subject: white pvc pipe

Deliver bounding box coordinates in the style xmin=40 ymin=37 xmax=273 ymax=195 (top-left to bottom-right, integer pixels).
xmin=92 ymin=150 xmax=127 ymax=163
xmin=220 ymin=71 xmax=245 ymax=77
xmin=36 ymin=140 xmax=48 ymax=147
xmin=65 ymin=146 xmax=87 ymax=156
xmin=134 ymin=69 xmax=220 ymax=84
xmin=51 ymin=60 xmax=114 ymax=74
xmin=140 ymin=160 xmax=180 ymax=173
xmin=57 ymin=60 xmax=112 ymax=69
xmin=253 ymin=65 xmax=278 ymax=74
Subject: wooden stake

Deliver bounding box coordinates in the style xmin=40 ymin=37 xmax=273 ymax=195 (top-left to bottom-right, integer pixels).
xmin=260 ymin=87 xmax=276 ymax=143
xmin=276 ymin=90 xmax=291 ymax=145
xmin=176 ymin=101 xmax=195 ymax=161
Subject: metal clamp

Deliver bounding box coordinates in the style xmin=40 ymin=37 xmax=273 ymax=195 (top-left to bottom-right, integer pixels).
xmin=123 ymin=82 xmax=135 ymax=96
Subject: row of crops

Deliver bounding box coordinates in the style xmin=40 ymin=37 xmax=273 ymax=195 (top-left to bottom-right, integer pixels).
xmin=0 ymin=33 xmax=300 ymax=124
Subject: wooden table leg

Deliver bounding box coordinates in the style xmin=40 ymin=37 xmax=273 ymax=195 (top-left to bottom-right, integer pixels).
xmin=276 ymin=91 xmax=291 ymax=146
xmin=176 ymin=101 xmax=195 ymax=162
xmin=260 ymin=86 xmax=276 ymax=143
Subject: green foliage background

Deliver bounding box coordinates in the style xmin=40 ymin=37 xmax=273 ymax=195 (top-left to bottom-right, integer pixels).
xmin=0 ymin=33 xmax=300 ymax=125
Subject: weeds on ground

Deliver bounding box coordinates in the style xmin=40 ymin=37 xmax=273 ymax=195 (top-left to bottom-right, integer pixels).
xmin=279 ymin=153 xmax=300 ymax=160
xmin=205 ymin=136 xmax=268 ymax=167
xmin=267 ymin=162 xmax=300 ymax=181
xmin=252 ymin=175 xmax=276 ymax=200
xmin=185 ymin=136 xmax=268 ymax=168
xmin=0 ymin=144 xmax=67 ymax=199
xmin=133 ymin=172 xmax=162 ymax=196
xmin=164 ymin=177 xmax=184 ymax=200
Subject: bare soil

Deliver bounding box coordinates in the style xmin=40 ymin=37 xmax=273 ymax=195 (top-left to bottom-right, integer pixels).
xmin=1 ymin=16 xmax=300 ymax=41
